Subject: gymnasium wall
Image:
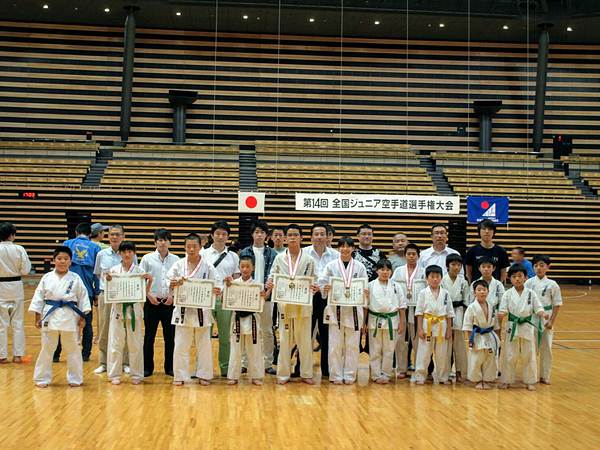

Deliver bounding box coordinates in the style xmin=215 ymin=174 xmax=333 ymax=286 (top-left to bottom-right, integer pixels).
xmin=1 ymin=20 xmax=599 ymax=152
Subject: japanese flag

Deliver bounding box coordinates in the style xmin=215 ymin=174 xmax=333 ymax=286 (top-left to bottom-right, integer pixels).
xmin=238 ymin=192 xmax=265 ymax=214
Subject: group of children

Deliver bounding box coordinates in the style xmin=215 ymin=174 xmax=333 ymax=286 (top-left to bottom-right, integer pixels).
xmin=12 ymin=222 xmax=563 ymax=390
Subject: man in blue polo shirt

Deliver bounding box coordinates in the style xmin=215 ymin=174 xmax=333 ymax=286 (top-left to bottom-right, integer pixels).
xmin=54 ymin=222 xmax=101 ymax=362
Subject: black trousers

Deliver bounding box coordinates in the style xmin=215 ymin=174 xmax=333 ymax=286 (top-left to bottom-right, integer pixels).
xmin=54 ymin=310 xmax=93 ymax=360
xmin=310 ymin=291 xmax=329 ymax=377
xmin=143 ymin=301 xmax=175 ymax=374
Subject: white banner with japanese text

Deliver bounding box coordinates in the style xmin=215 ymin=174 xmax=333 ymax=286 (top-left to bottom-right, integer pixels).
xmin=295 ymin=193 xmax=460 ymax=214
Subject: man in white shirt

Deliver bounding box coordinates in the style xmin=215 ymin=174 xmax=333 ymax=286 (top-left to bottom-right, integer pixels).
xmin=200 ymin=220 xmax=240 ymax=377
xmin=140 ymin=228 xmax=179 ymax=377
xmin=419 ymin=224 xmax=461 ymax=276
xmin=239 ymin=220 xmax=277 ymax=374
xmin=0 ymin=222 xmax=31 ymax=363
xmin=304 ymin=222 xmax=339 ymax=378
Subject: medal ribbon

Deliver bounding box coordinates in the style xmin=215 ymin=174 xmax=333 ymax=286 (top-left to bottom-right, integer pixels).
xmin=287 ymin=249 xmax=302 ymax=280
xmin=337 ymin=257 xmax=354 ymax=289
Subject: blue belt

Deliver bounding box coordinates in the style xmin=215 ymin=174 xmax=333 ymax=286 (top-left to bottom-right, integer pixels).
xmin=469 ymin=325 xmax=494 ymax=348
xmin=42 ymin=300 xmax=86 ymax=322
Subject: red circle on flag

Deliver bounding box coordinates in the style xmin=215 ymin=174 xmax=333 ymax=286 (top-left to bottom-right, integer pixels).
xmin=481 ymin=201 xmax=489 ymax=209
xmin=245 ymin=195 xmax=258 ymax=208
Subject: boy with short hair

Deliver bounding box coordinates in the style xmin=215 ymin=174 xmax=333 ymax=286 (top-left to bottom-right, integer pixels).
xmin=442 ymin=253 xmax=470 ymax=383
xmin=413 ymin=265 xmax=454 ymax=385
xmin=226 ymin=255 xmax=265 ymax=386
xmin=465 ymin=219 xmax=510 ymax=283
xmin=29 ymin=246 xmax=90 ymax=387
xmin=462 ymin=280 xmax=500 ymax=389
xmin=105 ymin=241 xmax=152 ymax=385
xmin=525 ymin=255 xmax=562 ymax=384
xmin=511 ymin=247 xmax=535 ymax=279
xmin=391 ymin=243 xmax=425 ymax=378
xmin=168 ymin=233 xmax=222 ymax=386
xmin=470 ymin=257 xmax=505 ymax=317
xmin=498 ymin=264 xmax=547 ymax=391
xmin=0 ymin=222 xmax=31 ymax=364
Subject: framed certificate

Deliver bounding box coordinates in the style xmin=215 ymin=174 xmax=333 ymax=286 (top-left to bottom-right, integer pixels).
xmin=329 ymin=277 xmax=368 ymax=307
xmin=272 ymin=274 xmax=313 ymax=306
xmin=174 ymin=278 xmax=216 ymax=309
xmin=222 ymin=282 xmax=264 ymax=313
xmin=105 ymin=274 xmax=146 ymax=304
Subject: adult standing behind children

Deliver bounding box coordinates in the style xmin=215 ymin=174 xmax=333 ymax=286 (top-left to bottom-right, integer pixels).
xmin=354 ymin=224 xmax=385 ymax=282
xmin=419 ymin=224 xmax=461 ymax=276
xmin=0 ymin=222 xmax=31 ymax=364
xmin=465 ymin=219 xmax=510 ymax=283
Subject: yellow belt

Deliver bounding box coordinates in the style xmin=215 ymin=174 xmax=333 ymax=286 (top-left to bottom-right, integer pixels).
xmin=424 ymin=313 xmax=445 ymax=343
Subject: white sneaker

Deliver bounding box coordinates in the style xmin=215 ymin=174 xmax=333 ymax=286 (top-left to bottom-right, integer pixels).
xmin=123 ymin=365 xmax=131 ymax=374
xmin=94 ymin=365 xmax=106 ymax=374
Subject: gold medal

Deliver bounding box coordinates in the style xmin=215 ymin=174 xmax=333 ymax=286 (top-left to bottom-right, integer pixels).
xmin=289 ymin=281 xmax=295 ymax=289
xmin=407 ymin=292 xmax=412 ymax=300
xmin=345 ymin=288 xmax=351 ymax=298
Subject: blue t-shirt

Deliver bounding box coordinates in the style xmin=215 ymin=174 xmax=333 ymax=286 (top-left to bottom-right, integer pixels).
xmin=63 ymin=236 xmax=101 ymax=299
xmin=511 ymin=259 xmax=535 ymax=279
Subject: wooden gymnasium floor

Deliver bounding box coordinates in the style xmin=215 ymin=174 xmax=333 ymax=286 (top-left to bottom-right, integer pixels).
xmin=1 ymin=281 xmax=599 ymax=450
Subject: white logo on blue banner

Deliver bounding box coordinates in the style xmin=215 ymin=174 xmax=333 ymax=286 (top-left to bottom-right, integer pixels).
xmin=467 ymin=196 xmax=509 ymax=224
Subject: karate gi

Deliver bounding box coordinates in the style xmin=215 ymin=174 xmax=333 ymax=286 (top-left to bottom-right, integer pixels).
xmin=367 ymin=279 xmax=407 ymax=381
xmin=227 ymin=277 xmax=264 ymax=381
xmin=391 ymin=265 xmax=426 ymax=373
xmin=442 ymin=273 xmax=470 ymax=377
xmin=525 ymin=276 xmax=562 ymax=382
xmin=0 ymin=240 xmax=31 ymax=359
xmin=414 ymin=286 xmax=454 ymax=383
xmin=462 ymin=300 xmax=499 ymax=383
xmin=168 ymin=257 xmax=218 ymax=383
xmin=499 ymin=287 xmax=543 ymax=386
xmin=29 ymin=271 xmax=90 ymax=385
xmin=319 ymin=258 xmax=367 ymax=383
xmin=269 ymin=250 xmax=315 ymax=382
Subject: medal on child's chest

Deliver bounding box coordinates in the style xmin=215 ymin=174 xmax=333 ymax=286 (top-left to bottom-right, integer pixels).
xmin=287 ymin=250 xmax=302 ymax=289
xmin=338 ymin=257 xmax=354 ymax=299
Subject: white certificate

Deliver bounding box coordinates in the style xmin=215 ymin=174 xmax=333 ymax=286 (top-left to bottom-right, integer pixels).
xmin=273 ymin=274 xmax=313 ymax=306
xmin=329 ymin=277 xmax=368 ymax=307
xmin=174 ymin=278 xmax=216 ymax=309
xmin=222 ymin=282 xmax=264 ymax=313
xmin=105 ymin=274 xmax=146 ymax=304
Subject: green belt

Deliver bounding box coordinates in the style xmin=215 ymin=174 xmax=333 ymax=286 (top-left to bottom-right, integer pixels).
xmin=543 ymin=304 xmax=553 ymax=311
xmin=368 ymin=310 xmax=398 ymax=340
xmin=508 ymin=312 xmax=542 ymax=346
xmin=122 ymin=303 xmax=135 ymax=331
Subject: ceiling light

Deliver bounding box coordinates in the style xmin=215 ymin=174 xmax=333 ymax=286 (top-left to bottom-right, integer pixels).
xmin=43 ymin=4 xmax=48 ymax=9
xmin=242 ymin=14 xmax=248 ymax=20
xmin=374 ymin=20 xmax=380 ymax=25
xmin=309 ymin=17 xmax=315 ymax=23
xmin=439 ymin=23 xmax=445 ymax=28
xmin=566 ymin=26 xmax=573 ymax=32
xmin=104 ymin=8 xmax=110 ymax=13
xmin=502 ymin=25 xmax=509 ymax=30
xmin=176 ymin=11 xmax=181 ymax=16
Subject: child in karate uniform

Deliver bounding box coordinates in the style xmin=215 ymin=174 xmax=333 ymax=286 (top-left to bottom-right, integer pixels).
xmin=226 ymin=255 xmax=265 ymax=386
xmin=320 ymin=236 xmax=368 ymax=385
xmin=463 ymin=280 xmax=500 ymax=389
xmin=391 ymin=243 xmax=425 ymax=378
xmin=367 ymin=258 xmax=406 ymax=384
xmin=442 ymin=254 xmax=470 ymax=383
xmin=168 ymin=233 xmax=221 ymax=386
xmin=30 ymin=246 xmax=90 ymax=387
xmin=498 ymin=264 xmax=547 ymax=391
xmin=106 ymin=241 xmax=152 ymax=385
xmin=525 ymin=255 xmax=562 ymax=385
xmin=413 ymin=265 xmax=454 ymax=385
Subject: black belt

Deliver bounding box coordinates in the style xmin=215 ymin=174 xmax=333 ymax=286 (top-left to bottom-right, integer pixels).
xmin=452 ymin=300 xmax=467 ymax=309
xmin=336 ymin=306 xmax=360 ymax=331
xmin=235 ymin=312 xmax=258 ymax=344
xmin=0 ymin=276 xmax=21 ymax=282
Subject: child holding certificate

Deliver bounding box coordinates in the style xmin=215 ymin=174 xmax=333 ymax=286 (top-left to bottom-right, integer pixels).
xmin=168 ymin=233 xmax=222 ymax=386
xmin=105 ymin=241 xmax=152 ymax=385
xmin=367 ymin=259 xmax=407 ymax=384
xmin=320 ymin=236 xmax=368 ymax=385
xmin=225 ymin=255 xmax=266 ymax=386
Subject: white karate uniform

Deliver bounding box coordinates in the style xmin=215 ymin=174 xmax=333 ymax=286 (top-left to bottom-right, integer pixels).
xmin=469 ymin=277 xmax=505 ymax=324
xmin=268 ymin=250 xmax=315 ymax=382
xmin=525 ymin=276 xmax=562 ymax=382
xmin=463 ymin=300 xmax=499 ymax=383
xmin=367 ymin=279 xmax=407 ymax=381
xmin=168 ymin=257 xmax=217 ymax=383
xmin=319 ymin=258 xmax=367 ymax=383
xmin=227 ymin=277 xmax=264 ymax=381
xmin=29 ymin=270 xmax=90 ymax=385
xmin=414 ymin=287 xmax=454 ymax=383
xmin=106 ymin=264 xmax=146 ymax=382
xmin=442 ymin=274 xmax=470 ymax=377
xmin=391 ymin=265 xmax=426 ymax=373
xmin=499 ymin=287 xmax=543 ymax=385
xmin=0 ymin=241 xmax=31 ymax=359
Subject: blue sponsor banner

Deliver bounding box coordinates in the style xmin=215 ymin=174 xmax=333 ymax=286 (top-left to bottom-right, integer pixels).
xmin=467 ymin=196 xmax=509 ymax=224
